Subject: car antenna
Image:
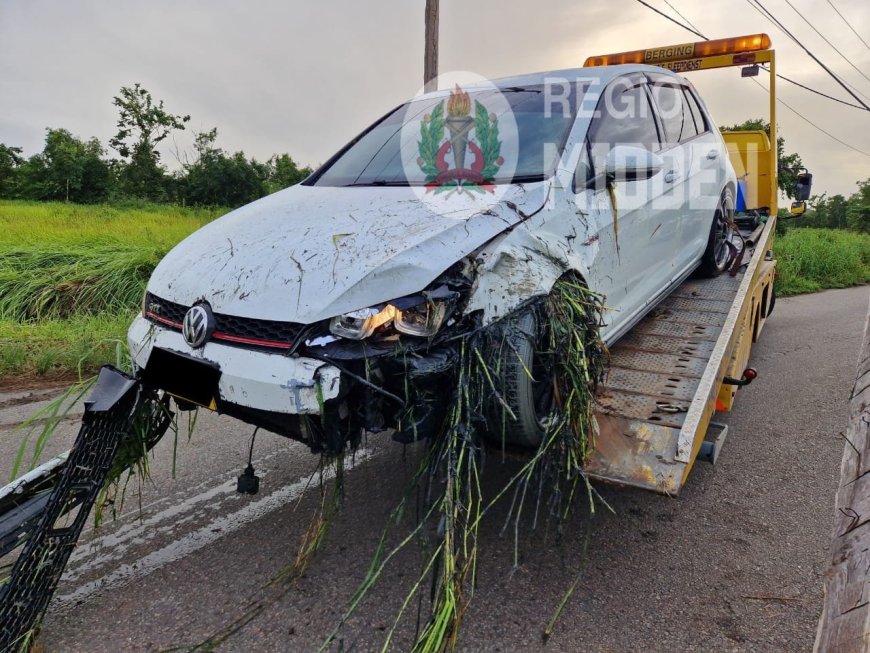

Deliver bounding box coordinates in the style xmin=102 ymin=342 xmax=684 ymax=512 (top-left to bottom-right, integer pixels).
xmin=237 ymin=427 xmax=260 ymax=495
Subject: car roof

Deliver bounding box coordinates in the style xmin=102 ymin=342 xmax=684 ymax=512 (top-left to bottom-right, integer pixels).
xmin=416 ymin=65 xmax=684 ymax=100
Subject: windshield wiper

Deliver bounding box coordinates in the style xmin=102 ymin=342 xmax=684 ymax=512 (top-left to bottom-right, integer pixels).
xmin=500 ymin=86 xmax=542 ymax=93
xmin=343 ymin=180 xmax=409 ymax=187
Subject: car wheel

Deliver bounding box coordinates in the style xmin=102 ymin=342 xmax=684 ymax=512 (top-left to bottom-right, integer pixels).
xmin=697 ymin=188 xmax=735 ymax=278
xmin=484 ymin=310 xmax=554 ymax=449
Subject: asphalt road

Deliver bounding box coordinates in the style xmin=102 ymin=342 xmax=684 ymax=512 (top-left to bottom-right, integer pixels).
xmin=2 ymin=285 xmax=867 ymax=653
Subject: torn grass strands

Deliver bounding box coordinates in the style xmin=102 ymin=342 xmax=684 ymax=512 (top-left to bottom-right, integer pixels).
xmin=327 ymin=277 xmax=608 ymax=651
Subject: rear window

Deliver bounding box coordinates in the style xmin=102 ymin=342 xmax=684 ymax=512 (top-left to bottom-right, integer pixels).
xmin=308 ymin=83 xmax=589 ymax=187
xmin=684 ymin=88 xmax=709 ymax=134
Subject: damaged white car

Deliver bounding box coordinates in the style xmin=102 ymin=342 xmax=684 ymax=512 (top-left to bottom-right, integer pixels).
xmin=128 ymin=65 xmax=736 ymax=452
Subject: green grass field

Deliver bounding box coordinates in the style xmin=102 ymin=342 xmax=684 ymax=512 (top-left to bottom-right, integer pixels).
xmin=1 ymin=200 xmax=868 ymax=383
xmin=774 ymin=228 xmax=870 ymax=296
xmin=0 ymin=201 xmax=225 ymax=382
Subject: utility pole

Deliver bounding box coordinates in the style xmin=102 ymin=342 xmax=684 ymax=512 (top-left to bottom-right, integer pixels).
xmin=424 ymin=0 xmax=439 ymax=91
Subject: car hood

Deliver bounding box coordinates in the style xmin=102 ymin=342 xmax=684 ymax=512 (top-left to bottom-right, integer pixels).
xmin=147 ymin=183 xmax=548 ymax=323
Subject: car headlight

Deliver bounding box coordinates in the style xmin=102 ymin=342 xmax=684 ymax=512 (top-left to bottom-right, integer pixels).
xmin=328 ymin=287 xmax=458 ymax=340
xmin=329 ymin=306 xmax=396 ymax=340
xmin=393 ymin=300 xmax=449 ymax=337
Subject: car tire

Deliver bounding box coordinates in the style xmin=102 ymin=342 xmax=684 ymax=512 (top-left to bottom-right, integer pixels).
xmin=697 ymin=188 xmax=735 ymax=278
xmin=766 ymin=284 xmax=776 ymax=317
xmin=484 ymin=310 xmax=553 ymax=449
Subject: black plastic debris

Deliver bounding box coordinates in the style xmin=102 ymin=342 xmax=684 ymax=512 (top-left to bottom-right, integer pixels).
xmin=0 ymin=366 xmax=171 ymax=652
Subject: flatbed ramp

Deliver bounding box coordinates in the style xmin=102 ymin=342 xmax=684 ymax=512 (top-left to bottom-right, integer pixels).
xmin=586 ymin=219 xmax=776 ymax=494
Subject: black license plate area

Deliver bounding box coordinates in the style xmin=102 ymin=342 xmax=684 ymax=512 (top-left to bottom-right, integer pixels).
xmin=141 ymin=348 xmax=221 ymax=408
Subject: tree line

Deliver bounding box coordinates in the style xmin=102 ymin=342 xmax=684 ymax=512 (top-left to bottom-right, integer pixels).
xmin=0 ymin=84 xmax=312 ymax=208
xmin=788 ymin=182 xmax=870 ymax=233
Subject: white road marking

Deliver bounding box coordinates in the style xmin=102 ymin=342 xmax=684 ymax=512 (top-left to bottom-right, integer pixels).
xmin=54 ymin=448 xmax=374 ymax=608
xmin=62 ymin=447 xmax=294 ymax=583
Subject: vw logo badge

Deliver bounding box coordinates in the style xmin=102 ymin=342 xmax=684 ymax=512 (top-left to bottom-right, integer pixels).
xmin=182 ymin=303 xmax=214 ymax=349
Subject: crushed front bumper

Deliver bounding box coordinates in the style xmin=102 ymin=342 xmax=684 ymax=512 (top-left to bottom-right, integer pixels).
xmin=127 ymin=314 xmax=341 ymax=416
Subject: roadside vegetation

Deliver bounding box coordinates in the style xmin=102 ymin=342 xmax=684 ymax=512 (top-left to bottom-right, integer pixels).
xmin=0 ymin=201 xmax=224 ymax=384
xmin=774 ymin=228 xmax=870 ymax=296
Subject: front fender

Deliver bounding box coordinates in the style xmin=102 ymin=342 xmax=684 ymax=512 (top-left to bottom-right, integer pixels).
xmin=464 ymin=223 xmax=592 ymax=325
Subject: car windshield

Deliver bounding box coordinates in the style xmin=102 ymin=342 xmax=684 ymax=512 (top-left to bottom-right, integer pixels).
xmin=308 ymin=82 xmax=589 ymax=187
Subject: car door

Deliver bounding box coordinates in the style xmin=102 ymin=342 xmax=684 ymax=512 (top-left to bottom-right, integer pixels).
xmin=681 ymin=85 xmax=727 ymax=262
xmin=583 ymin=80 xmax=675 ymax=339
xmin=647 ymin=80 xmax=699 ymax=275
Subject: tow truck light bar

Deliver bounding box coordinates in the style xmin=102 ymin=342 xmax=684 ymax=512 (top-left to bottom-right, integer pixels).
xmin=584 ymin=33 xmax=771 ymax=67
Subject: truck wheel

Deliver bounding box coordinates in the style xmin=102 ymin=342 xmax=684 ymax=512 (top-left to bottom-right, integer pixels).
xmin=483 ymin=310 xmax=553 ymax=449
xmin=697 ymin=188 xmax=735 ymax=278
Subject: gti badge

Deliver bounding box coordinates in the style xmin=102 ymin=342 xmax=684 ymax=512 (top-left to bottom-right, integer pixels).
xmin=182 ymin=303 xmax=215 ymax=348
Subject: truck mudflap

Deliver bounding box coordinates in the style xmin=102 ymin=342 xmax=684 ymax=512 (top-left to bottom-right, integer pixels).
xmin=584 ymin=219 xmax=777 ymax=495
xmin=0 ymin=366 xmax=170 ymax=651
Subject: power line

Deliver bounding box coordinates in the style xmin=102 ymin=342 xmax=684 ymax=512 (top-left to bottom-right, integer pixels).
xmin=782 ymin=0 xmax=870 ymax=92
xmin=746 ymin=0 xmax=870 ymax=110
xmin=661 ymin=0 xmax=703 ymax=36
xmin=628 ymin=0 xmax=870 ymax=156
xmin=633 ymin=0 xmax=706 ymax=39
xmin=750 ymin=76 xmax=870 ymax=158
xmin=771 ymin=70 xmax=867 ymax=112
xmin=826 ymin=0 xmax=870 ymax=54
xmin=629 ymin=0 xmax=869 ymax=111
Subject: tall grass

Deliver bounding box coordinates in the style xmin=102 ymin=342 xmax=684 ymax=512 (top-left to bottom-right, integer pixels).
xmin=774 ymin=228 xmax=870 ymax=296
xmin=0 ymin=200 xmax=225 ymax=379
xmin=0 ymin=246 xmax=162 ymax=320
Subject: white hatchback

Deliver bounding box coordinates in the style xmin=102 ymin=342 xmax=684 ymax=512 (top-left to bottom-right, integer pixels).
xmin=129 ymin=65 xmax=736 ymax=451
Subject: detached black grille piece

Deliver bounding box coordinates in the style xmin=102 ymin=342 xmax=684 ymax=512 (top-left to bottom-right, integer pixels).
xmin=142 ymin=292 xmax=308 ymax=350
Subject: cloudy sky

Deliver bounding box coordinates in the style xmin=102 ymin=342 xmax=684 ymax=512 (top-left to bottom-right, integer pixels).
xmin=1 ymin=0 xmax=868 ymax=198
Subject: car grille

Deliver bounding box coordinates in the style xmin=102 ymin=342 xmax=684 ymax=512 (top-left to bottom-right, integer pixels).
xmin=143 ymin=292 xmax=309 ymax=350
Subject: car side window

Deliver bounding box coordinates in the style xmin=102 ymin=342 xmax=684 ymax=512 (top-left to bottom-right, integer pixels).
xmin=649 ymin=84 xmax=695 ymax=147
xmin=678 ymin=90 xmax=700 ymax=141
xmin=684 ymin=88 xmax=709 ymax=134
xmin=587 ymin=84 xmax=660 ymax=176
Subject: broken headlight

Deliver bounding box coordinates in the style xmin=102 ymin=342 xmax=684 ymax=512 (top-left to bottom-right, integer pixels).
xmin=328 ymin=286 xmax=459 ymax=340
xmin=393 ymin=300 xmax=449 ymax=337
xmin=329 ymin=306 xmax=396 ymax=340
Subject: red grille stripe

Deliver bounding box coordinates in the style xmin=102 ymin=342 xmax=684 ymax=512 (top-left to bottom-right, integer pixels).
xmin=145 ymin=311 xmax=182 ymax=329
xmin=212 ymin=332 xmax=292 ymax=349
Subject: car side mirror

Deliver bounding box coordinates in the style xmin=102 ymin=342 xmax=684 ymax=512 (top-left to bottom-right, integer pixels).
xmin=795 ymin=172 xmax=813 ymax=202
xmin=605 ymin=146 xmax=664 ymax=182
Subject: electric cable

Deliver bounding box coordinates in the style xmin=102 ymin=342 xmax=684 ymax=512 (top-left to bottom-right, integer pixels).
xmin=782 ymin=0 xmax=870 ymax=90
xmin=750 ymin=76 xmax=870 ymax=157
xmin=826 ymin=0 xmax=870 ymax=54
xmin=633 ymin=0 xmax=707 ymax=39
xmin=629 ymin=0 xmax=869 ymax=111
xmin=746 ymin=0 xmax=870 ymax=109
xmin=629 ymin=0 xmax=870 ymax=155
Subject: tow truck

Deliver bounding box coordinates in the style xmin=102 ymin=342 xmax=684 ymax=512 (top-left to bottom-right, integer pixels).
xmin=584 ymin=33 xmax=812 ymax=493
xmin=0 ymin=33 xmax=812 ymax=647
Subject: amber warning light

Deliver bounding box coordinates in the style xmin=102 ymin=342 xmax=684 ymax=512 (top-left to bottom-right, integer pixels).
xmin=584 ymin=33 xmax=772 ymax=67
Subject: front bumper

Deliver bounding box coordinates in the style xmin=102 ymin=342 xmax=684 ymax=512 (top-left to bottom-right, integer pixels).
xmin=127 ymin=314 xmax=341 ymax=416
